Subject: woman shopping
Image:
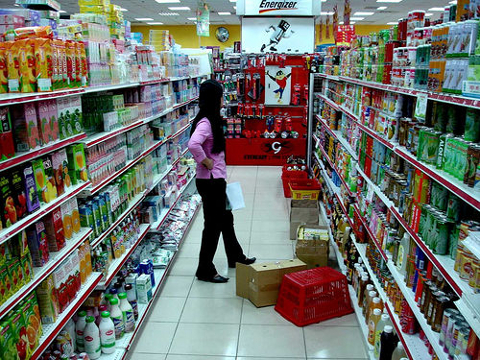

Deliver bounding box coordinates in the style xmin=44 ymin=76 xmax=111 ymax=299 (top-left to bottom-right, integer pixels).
xmin=188 ymin=80 xmax=255 ymax=283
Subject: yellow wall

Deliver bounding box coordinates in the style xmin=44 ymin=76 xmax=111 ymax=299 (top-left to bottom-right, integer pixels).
xmin=131 ymin=24 xmax=391 ymax=49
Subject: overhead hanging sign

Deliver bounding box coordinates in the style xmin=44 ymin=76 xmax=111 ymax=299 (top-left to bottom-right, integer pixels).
xmin=197 ymin=3 xmax=210 ymax=37
xmin=236 ymin=0 xmax=321 ymax=16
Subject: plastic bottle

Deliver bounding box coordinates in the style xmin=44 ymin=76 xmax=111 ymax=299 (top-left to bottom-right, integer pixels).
xmin=363 ymin=290 xmax=377 ymax=319
xmin=379 ymin=325 xmax=397 ymax=360
xmin=109 ymin=288 xmax=119 ymax=302
xmin=125 ymin=284 xmax=138 ymax=320
xmin=65 ymin=319 xmax=76 ymax=349
xmin=367 ymin=297 xmax=383 ymax=324
xmin=357 ymin=275 xmax=369 ymax=306
xmin=96 ymin=305 xmax=108 ymax=326
xmin=374 ymin=314 xmax=392 ymax=359
xmin=361 ymin=284 xmax=375 ymax=310
xmin=76 ymin=310 xmax=87 ymax=352
xmin=391 ymin=342 xmax=407 ymax=360
xmin=84 ymin=316 xmax=101 ymax=360
xmin=119 ymin=292 xmax=135 ymax=333
xmin=99 ymin=311 xmax=116 ymax=354
xmin=396 ymin=233 xmax=410 ymax=275
xmin=368 ymin=308 xmax=382 ymax=345
xmin=109 ymin=298 xmax=125 ymax=339
xmin=104 ymin=293 xmax=113 ymax=311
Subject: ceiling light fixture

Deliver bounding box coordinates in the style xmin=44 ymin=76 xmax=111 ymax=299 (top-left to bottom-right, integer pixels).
xmin=147 ymin=22 xmax=164 ymax=25
xmin=187 ymin=17 xmax=196 ymax=20
xmin=387 ymin=21 xmax=398 ymax=24
xmin=155 ymin=0 xmax=180 ymax=3
xmin=229 ymin=0 xmax=236 ymax=2
xmin=233 ymin=6 xmax=236 ymax=9
xmin=218 ymin=11 xmax=231 ymax=15
xmin=425 ymin=13 xmax=433 ymax=16
xmin=353 ymin=11 xmax=374 ymax=16
xmin=168 ymin=6 xmax=190 ymax=10
xmin=350 ymin=17 xmax=365 ymax=20
xmin=376 ymin=0 xmax=402 ymax=3
xmin=428 ymin=7 xmax=445 ymax=11
xmin=158 ymin=12 xmax=179 ymax=16
xmin=135 ymin=17 xmax=154 ymax=21
xmin=377 ymin=6 xmax=387 ymax=10
xmin=449 ymin=1 xmax=457 ymax=3
xmin=320 ymin=11 xmax=334 ymax=15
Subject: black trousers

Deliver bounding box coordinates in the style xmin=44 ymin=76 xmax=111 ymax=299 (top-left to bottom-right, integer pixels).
xmin=195 ymin=178 xmax=246 ymax=278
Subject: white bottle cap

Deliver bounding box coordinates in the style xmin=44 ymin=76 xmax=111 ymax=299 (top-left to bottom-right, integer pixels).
xmin=372 ymin=297 xmax=381 ymax=304
xmin=373 ymin=308 xmax=382 ymax=316
xmin=384 ymin=325 xmax=393 ymax=333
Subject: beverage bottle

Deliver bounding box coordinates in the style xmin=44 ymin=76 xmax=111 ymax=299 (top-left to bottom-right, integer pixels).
xmin=104 ymin=293 xmax=113 ymax=311
xmin=109 ymin=288 xmax=119 ymax=302
xmin=99 ymin=311 xmax=116 ymax=354
xmin=391 ymin=342 xmax=407 ymax=360
xmin=76 ymin=310 xmax=87 ymax=352
xmin=363 ymin=290 xmax=377 ymax=318
xmin=396 ymin=233 xmax=410 ymax=275
xmin=84 ymin=316 xmax=101 ymax=360
xmin=374 ymin=314 xmax=392 ymax=359
xmin=65 ymin=319 xmax=76 ymax=349
xmin=367 ymin=297 xmax=383 ymax=325
xmin=125 ymin=283 xmax=138 ymax=320
xmin=119 ymin=292 xmax=135 ymax=333
xmin=379 ymin=325 xmax=398 ymax=360
xmin=357 ymin=275 xmax=369 ymax=306
xmin=361 ymin=285 xmax=374 ymax=310
xmin=368 ymin=308 xmax=382 ymax=345
xmin=96 ymin=305 xmax=108 ymax=326
xmin=109 ymin=298 xmax=125 ymax=339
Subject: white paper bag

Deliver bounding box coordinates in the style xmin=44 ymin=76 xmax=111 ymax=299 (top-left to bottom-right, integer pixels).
xmin=226 ymin=182 xmax=245 ymax=211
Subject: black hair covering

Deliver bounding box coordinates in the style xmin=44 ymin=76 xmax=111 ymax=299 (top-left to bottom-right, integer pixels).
xmin=190 ymin=79 xmax=225 ymax=154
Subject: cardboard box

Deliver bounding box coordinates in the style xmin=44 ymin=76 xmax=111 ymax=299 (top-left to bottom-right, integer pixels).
xmin=236 ymin=259 xmax=307 ymax=307
xmin=295 ymin=225 xmax=330 ymax=269
xmin=290 ymin=200 xmax=319 ymax=240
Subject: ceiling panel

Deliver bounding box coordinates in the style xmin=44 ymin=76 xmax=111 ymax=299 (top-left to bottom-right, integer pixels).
xmin=0 ymin=0 xmax=453 ymax=26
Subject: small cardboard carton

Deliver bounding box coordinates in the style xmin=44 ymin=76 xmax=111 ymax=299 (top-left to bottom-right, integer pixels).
xmin=236 ymin=259 xmax=307 ymax=307
xmin=295 ymin=225 xmax=330 ymax=269
xmin=290 ymin=200 xmax=319 ymax=240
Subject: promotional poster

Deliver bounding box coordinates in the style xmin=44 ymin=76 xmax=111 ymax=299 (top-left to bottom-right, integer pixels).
xmin=241 ymin=17 xmax=315 ymax=53
xmin=264 ymin=66 xmax=292 ymax=105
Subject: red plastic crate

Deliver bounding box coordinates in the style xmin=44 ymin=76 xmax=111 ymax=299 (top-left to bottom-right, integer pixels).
xmin=288 ymin=178 xmax=321 ymax=200
xmin=281 ymin=168 xmax=308 ymax=198
xmin=275 ymin=267 xmax=353 ymax=326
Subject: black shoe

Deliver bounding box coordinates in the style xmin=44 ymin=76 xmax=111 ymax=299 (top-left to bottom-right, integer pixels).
xmin=229 ymin=257 xmax=256 ymax=268
xmin=197 ymin=274 xmax=229 ymax=283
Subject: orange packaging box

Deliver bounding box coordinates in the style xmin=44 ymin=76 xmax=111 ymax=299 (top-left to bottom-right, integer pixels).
xmin=34 ymin=38 xmax=53 ymax=92
xmin=18 ymin=39 xmax=36 ymax=93
xmin=5 ymin=41 xmax=20 ymax=92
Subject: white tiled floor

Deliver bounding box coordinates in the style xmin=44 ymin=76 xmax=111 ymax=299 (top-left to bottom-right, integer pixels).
xmin=128 ymin=166 xmax=368 ymax=360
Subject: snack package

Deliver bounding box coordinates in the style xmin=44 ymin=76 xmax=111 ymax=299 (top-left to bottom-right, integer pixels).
xmin=42 ymin=156 xmax=58 ymax=203
xmin=26 ymin=220 xmax=49 ymax=267
xmin=10 ymin=26 xmax=53 ymax=40
xmin=10 ymin=169 xmax=28 ymax=221
xmin=0 ymin=107 xmax=15 ymax=160
xmin=43 ymin=208 xmax=65 ymax=252
xmin=22 ymin=164 xmax=40 ymax=213
xmin=11 ymin=102 xmax=41 ymax=151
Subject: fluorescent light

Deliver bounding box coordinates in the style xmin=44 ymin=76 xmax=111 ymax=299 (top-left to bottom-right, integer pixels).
xmin=320 ymin=11 xmax=334 ymax=15
xmin=353 ymin=11 xmax=374 ymax=16
xmin=58 ymin=10 xmax=66 ymax=13
xmin=387 ymin=21 xmax=398 ymax=24
xmin=377 ymin=0 xmax=402 ymax=2
xmin=135 ymin=17 xmax=154 ymax=21
xmin=229 ymin=0 xmax=236 ymax=2
xmin=187 ymin=17 xmax=196 ymax=20
xmin=233 ymin=6 xmax=237 ymax=9
xmin=218 ymin=11 xmax=231 ymax=15
xmin=428 ymin=7 xmax=445 ymax=11
xmin=168 ymin=6 xmax=190 ymax=10
xmin=120 ymin=7 xmax=128 ymax=11
xmin=377 ymin=6 xmax=387 ymax=10
xmin=155 ymin=0 xmax=180 ymax=2
xmin=147 ymin=22 xmax=164 ymax=25
xmin=425 ymin=13 xmax=433 ymax=16
xmin=350 ymin=17 xmax=365 ymax=20
xmin=158 ymin=12 xmax=179 ymax=16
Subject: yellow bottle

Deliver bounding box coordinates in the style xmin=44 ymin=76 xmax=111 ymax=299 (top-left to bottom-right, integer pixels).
xmin=368 ymin=308 xmax=382 ymax=345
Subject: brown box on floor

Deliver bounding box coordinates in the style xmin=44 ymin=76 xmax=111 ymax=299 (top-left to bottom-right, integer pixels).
xmin=236 ymin=259 xmax=307 ymax=307
xmin=295 ymin=225 xmax=330 ymax=269
xmin=290 ymin=200 xmax=319 ymax=240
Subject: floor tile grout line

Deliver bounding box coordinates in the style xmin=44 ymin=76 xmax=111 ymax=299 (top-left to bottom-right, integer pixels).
xmin=235 ymin=299 xmax=245 ymax=358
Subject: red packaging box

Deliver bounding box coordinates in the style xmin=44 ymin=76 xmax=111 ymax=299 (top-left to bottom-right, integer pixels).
xmin=10 ymin=169 xmax=28 ymax=221
xmin=0 ymin=15 xmax=25 ymax=26
xmin=26 ymin=221 xmax=49 ymax=267
xmin=0 ymin=107 xmax=15 ymax=160
xmin=43 ymin=208 xmax=65 ymax=252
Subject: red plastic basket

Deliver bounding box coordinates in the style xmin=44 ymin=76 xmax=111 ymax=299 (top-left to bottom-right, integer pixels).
xmin=275 ymin=267 xmax=353 ymax=326
xmin=281 ymin=169 xmax=308 ymax=198
xmin=288 ymin=179 xmax=321 ymax=200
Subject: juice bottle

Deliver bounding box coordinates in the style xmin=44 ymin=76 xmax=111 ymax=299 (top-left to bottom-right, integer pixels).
xmin=125 ymin=284 xmax=138 ymax=321
xmin=75 ymin=310 xmax=87 ymax=352
xmin=368 ymin=308 xmax=382 ymax=345
xmin=118 ymin=292 xmax=135 ymax=333
xmin=83 ymin=316 xmax=101 ymax=360
xmin=396 ymin=233 xmax=410 ymax=275
xmin=109 ymin=298 xmax=124 ymax=340
xmin=363 ymin=290 xmax=377 ymax=318
xmin=357 ymin=275 xmax=370 ymax=306
xmin=379 ymin=325 xmax=398 ymax=360
xmin=367 ymin=297 xmax=383 ymax=325
xmin=391 ymin=342 xmax=407 ymax=360
xmin=374 ymin=313 xmax=392 ymax=359
xmin=361 ymin=284 xmax=374 ymax=310
xmin=99 ymin=311 xmax=115 ymax=354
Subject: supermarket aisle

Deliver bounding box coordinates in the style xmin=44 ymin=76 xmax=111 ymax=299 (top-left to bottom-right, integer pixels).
xmin=128 ymin=166 xmax=368 ymax=360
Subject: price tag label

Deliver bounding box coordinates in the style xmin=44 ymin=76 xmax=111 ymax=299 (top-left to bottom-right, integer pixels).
xmin=415 ymin=92 xmax=428 ymax=120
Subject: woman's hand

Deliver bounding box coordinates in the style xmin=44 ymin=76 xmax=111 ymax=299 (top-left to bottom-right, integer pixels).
xmin=202 ymin=157 xmax=214 ymax=170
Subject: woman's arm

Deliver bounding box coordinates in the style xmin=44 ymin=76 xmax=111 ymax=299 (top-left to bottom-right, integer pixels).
xmin=188 ymin=120 xmax=213 ymax=169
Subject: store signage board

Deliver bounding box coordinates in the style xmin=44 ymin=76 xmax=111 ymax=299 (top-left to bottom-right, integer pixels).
xmin=236 ymin=0 xmax=320 ymax=16
xmin=241 ymin=17 xmax=315 ymax=53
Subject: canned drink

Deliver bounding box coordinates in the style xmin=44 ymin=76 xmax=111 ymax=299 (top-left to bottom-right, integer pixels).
xmin=445 ymin=315 xmax=465 ymax=353
xmin=446 ymin=193 xmax=461 ymax=221
xmin=440 ymin=309 xmax=460 ymax=346
xmin=460 ymin=251 xmax=475 ymax=280
xmin=432 ymin=217 xmax=451 ymax=255
xmin=466 ymin=144 xmax=480 ymax=187
xmin=451 ymin=321 xmax=470 ymax=356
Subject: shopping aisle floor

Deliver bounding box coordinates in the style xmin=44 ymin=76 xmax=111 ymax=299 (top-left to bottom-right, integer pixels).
xmin=128 ymin=166 xmax=369 ymax=360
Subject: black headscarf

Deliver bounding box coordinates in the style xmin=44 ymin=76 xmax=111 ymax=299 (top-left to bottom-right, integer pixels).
xmin=190 ymin=79 xmax=225 ymax=154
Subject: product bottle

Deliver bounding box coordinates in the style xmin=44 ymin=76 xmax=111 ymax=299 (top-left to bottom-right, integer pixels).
xmin=379 ymin=325 xmax=397 ymax=360
xmin=125 ymin=284 xmax=138 ymax=320
xmin=109 ymin=298 xmax=125 ymax=339
xmin=363 ymin=290 xmax=377 ymax=319
xmin=119 ymin=292 xmax=135 ymax=333
xmin=99 ymin=311 xmax=116 ymax=354
xmin=104 ymin=293 xmax=113 ymax=311
xmin=109 ymin=288 xmax=119 ymax=302
xmin=357 ymin=275 xmax=370 ymax=306
xmin=391 ymin=342 xmax=407 ymax=360
xmin=374 ymin=314 xmax=392 ymax=359
xmin=96 ymin=305 xmax=108 ymax=326
xmin=367 ymin=297 xmax=383 ymax=325
xmin=361 ymin=284 xmax=375 ymax=310
xmin=65 ymin=319 xmax=76 ymax=349
xmin=396 ymin=233 xmax=410 ymax=275
xmin=76 ymin=310 xmax=87 ymax=352
xmin=368 ymin=308 xmax=382 ymax=345
xmin=84 ymin=316 xmax=101 ymax=360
